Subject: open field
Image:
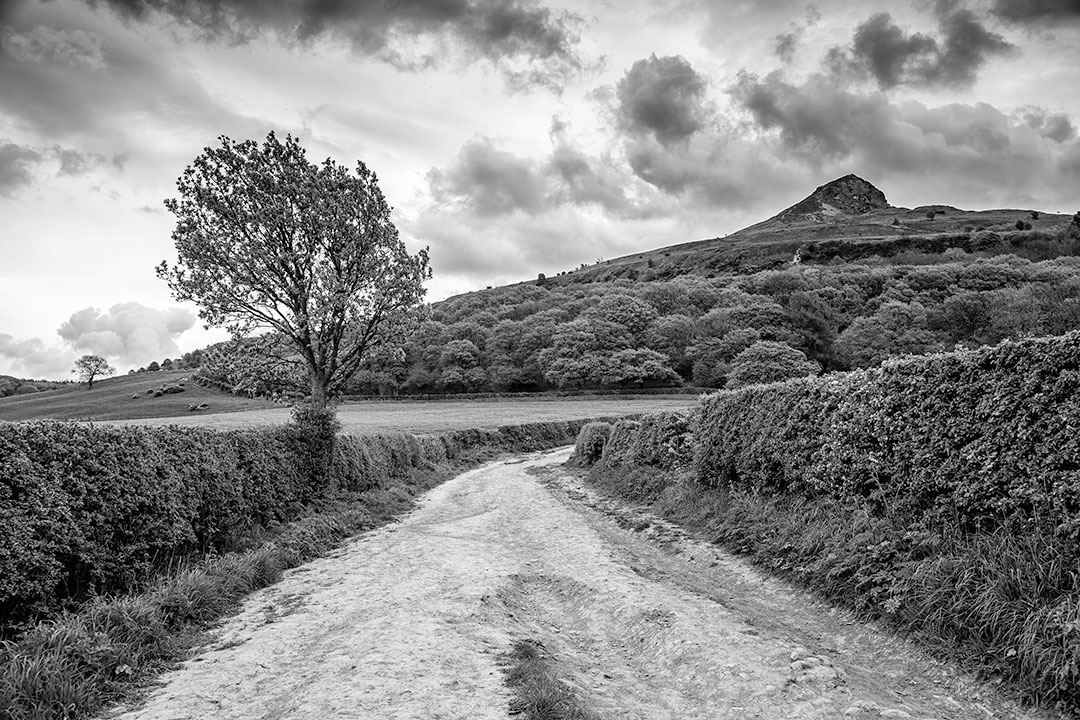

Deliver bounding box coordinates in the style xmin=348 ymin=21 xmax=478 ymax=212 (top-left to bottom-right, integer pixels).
xmin=0 ymin=369 xmax=701 ymax=432
xmin=103 ymin=396 xmax=702 ymax=434
xmin=0 ymin=370 xmax=268 ymax=422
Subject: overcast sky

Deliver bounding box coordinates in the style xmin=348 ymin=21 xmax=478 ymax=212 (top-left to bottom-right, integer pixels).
xmin=2 ymin=0 xmax=1079 ymax=379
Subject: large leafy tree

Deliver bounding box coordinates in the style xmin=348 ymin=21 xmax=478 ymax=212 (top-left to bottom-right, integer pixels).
xmin=158 ymin=132 xmax=431 ymax=409
xmin=72 ymin=354 xmax=115 ymax=390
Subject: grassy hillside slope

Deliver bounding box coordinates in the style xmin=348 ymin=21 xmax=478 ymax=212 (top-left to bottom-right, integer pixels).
xmin=0 ymin=370 xmax=266 ymax=422
xmin=541 ymin=207 xmax=1075 ymax=286
xmin=480 ymin=175 xmax=1077 ymax=290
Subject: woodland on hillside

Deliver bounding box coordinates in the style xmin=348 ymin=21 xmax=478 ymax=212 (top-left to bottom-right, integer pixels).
xmin=0 ymin=377 xmax=69 ymax=399
xmin=193 ymin=225 xmax=1080 ymax=398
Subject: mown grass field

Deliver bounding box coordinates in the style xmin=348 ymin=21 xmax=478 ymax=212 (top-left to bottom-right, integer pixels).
xmin=106 ymin=396 xmax=701 ymax=434
xmin=0 ymin=369 xmax=701 ymax=433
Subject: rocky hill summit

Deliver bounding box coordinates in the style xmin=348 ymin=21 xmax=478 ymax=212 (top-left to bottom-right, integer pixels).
xmin=772 ymin=174 xmax=890 ymax=222
xmin=479 ymin=174 xmax=1072 ymax=289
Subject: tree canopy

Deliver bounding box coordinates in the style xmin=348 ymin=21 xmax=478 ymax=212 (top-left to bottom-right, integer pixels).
xmin=72 ymin=355 xmax=114 ymax=390
xmin=158 ymin=132 xmax=430 ymax=408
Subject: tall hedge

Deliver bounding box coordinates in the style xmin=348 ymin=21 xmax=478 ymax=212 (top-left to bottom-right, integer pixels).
xmin=576 ymin=335 xmax=1080 ymax=708
xmin=0 ymin=418 xmax=591 ymax=634
xmin=694 ymin=332 xmax=1080 ymax=535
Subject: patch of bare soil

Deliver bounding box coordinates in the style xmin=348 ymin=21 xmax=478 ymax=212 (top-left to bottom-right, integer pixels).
xmin=102 ymin=449 xmax=1058 ymax=720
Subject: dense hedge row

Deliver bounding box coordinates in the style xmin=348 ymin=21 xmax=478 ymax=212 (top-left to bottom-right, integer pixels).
xmin=0 ymin=418 xmax=590 ymax=634
xmin=695 ymin=332 xmax=1080 ymax=535
xmin=580 ymin=333 xmax=1080 ymax=708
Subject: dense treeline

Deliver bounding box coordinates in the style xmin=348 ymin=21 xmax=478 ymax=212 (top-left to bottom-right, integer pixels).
xmin=127 ymin=349 xmax=205 ymax=375
xmin=575 ymin=332 xmax=1080 ymax=709
xmin=0 ymin=376 xmax=70 ymax=398
xmin=189 ymin=219 xmax=1080 ymax=399
xmin=352 ymin=253 xmax=1080 ymax=395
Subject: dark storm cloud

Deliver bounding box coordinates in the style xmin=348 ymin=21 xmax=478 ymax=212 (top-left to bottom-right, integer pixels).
xmin=602 ymin=56 xmax=803 ymax=209
xmin=729 ymin=71 xmax=892 ymax=159
xmin=990 ymin=0 xmax=1080 ymax=22
xmin=622 ymin=137 xmax=767 ymax=206
xmin=0 ymin=141 xmax=42 ymax=197
xmin=728 ymin=70 xmax=1080 ymax=206
xmin=616 ymin=54 xmax=710 ymax=146
xmin=0 ymin=23 xmax=105 ymax=68
xmin=428 ymin=136 xmax=547 ymax=216
xmin=54 ymin=147 xmax=121 ymax=175
xmin=427 ymin=135 xmax=640 ymax=218
xmin=81 ymin=0 xmax=589 ymax=89
xmin=547 ymin=144 xmax=636 ymax=213
xmin=1022 ymin=108 xmax=1078 ymax=142
xmin=0 ymin=140 xmax=129 ymax=196
xmin=773 ymin=7 xmax=820 ymax=64
xmin=0 ymin=12 xmax=267 ymax=156
xmin=828 ymin=10 xmax=1014 ymax=89
xmin=774 ymin=31 xmax=800 ymax=64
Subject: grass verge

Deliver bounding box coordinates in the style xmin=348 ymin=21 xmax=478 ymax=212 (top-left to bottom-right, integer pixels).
xmin=505 ymin=639 xmax=598 ymax=720
xmin=586 ymin=464 xmax=1080 ymax=715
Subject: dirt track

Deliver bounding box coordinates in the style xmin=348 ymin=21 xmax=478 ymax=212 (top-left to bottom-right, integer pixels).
xmin=103 ymin=448 xmax=1052 ymax=720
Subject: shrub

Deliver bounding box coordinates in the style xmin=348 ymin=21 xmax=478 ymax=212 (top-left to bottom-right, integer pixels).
xmin=629 ymin=411 xmax=695 ymax=468
xmin=569 ymin=422 xmax=611 ymax=466
xmin=599 ymin=420 xmax=640 ymax=467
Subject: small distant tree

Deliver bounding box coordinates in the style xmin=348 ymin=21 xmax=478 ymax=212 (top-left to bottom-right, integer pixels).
xmin=1030 ymin=211 xmax=1039 ymax=220
xmin=147 ymin=361 xmax=161 ymax=372
xmin=72 ymin=354 xmax=115 ymax=390
xmin=158 ymin=132 xmax=431 ymax=410
xmin=537 ymin=273 xmax=547 ymax=286
xmin=926 ymin=211 xmax=936 ymax=220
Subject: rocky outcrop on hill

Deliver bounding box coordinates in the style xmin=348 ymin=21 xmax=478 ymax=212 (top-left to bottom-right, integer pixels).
xmin=773 ymin=174 xmax=890 ymax=222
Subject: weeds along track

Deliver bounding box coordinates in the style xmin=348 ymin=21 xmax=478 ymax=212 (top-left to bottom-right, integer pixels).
xmin=101 ymin=449 xmax=1048 ymax=720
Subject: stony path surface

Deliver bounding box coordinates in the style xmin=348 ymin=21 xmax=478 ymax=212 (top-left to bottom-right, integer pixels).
xmin=103 ymin=448 xmax=1053 ymax=720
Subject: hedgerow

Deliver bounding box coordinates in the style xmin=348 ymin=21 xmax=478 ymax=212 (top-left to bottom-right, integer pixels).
xmin=579 ymin=332 xmax=1080 ymax=709
xmin=0 ymin=417 xmax=592 ymax=636
xmin=568 ymin=422 xmax=611 ymax=466
xmin=695 ymin=332 xmax=1080 ymax=535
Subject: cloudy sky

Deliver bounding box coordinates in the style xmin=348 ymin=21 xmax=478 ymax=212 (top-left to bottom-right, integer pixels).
xmin=2 ymin=0 xmax=1079 ymax=378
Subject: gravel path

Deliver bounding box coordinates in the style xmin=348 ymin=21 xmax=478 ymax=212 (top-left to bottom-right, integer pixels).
xmin=103 ymin=448 xmax=1052 ymax=720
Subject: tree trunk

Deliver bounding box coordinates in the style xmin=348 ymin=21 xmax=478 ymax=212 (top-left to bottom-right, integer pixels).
xmin=310 ymin=373 xmax=328 ymax=409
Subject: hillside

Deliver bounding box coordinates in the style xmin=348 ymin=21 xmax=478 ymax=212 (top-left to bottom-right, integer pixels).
xmin=0 ymin=370 xmax=267 ymax=422
xmin=530 ymin=175 xmax=1077 ymax=286
xmin=0 ymin=375 xmax=70 ymax=398
xmin=394 ymin=175 xmax=1080 ymax=396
